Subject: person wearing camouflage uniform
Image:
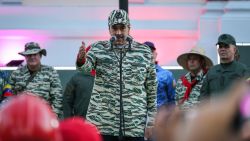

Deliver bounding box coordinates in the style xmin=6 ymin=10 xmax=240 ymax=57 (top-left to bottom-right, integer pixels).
xmin=175 ymin=47 xmax=213 ymax=111
xmin=77 ymin=9 xmax=157 ymax=141
xmin=9 ymin=42 xmax=63 ymax=118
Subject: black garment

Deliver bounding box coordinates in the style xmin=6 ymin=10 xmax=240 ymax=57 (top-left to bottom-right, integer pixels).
xmin=102 ymin=135 xmax=144 ymax=141
xmin=200 ymin=61 xmax=249 ymax=99
xmin=63 ymin=72 xmax=94 ymax=118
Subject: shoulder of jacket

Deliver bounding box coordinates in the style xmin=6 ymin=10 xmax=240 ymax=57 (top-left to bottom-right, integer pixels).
xmin=14 ymin=66 xmax=26 ymax=73
xmin=235 ymin=61 xmax=248 ymax=68
xmin=41 ymin=65 xmax=54 ymax=70
xmin=91 ymin=41 xmax=109 ymax=48
xmin=209 ymin=64 xmax=220 ymax=71
xmin=134 ymin=41 xmax=151 ymax=51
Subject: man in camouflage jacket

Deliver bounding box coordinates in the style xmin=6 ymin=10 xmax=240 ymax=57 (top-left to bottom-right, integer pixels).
xmin=9 ymin=42 xmax=63 ymax=118
xmin=77 ymin=9 xmax=157 ymax=141
xmin=175 ymin=47 xmax=213 ymax=111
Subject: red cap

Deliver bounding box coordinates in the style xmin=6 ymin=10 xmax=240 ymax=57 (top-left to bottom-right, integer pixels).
xmin=0 ymin=93 xmax=61 ymax=141
xmin=59 ymin=117 xmax=102 ymax=141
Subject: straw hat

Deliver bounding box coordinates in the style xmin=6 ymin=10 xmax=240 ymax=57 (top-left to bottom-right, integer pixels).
xmin=177 ymin=47 xmax=213 ymax=70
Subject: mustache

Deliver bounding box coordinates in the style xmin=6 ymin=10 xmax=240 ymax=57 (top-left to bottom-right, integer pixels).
xmin=115 ymin=35 xmax=125 ymax=39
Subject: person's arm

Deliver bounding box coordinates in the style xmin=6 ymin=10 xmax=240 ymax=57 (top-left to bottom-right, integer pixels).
xmin=49 ymin=69 xmax=63 ymax=118
xmin=175 ymin=79 xmax=182 ymax=105
xmin=144 ymin=56 xmax=157 ymax=140
xmin=63 ymin=76 xmax=75 ymax=118
xmin=145 ymin=56 xmax=157 ymax=125
xmin=76 ymin=42 xmax=96 ymax=73
xmin=8 ymin=70 xmax=18 ymax=95
xmin=200 ymin=75 xmax=210 ymax=101
xmin=166 ymin=72 xmax=176 ymax=104
xmin=76 ymin=42 xmax=87 ymax=68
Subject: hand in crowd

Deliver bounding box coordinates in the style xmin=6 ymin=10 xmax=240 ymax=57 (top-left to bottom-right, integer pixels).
xmin=0 ymin=93 xmax=102 ymax=141
xmin=154 ymin=104 xmax=184 ymax=141
xmin=144 ymin=127 xmax=154 ymax=140
xmin=154 ymin=80 xmax=250 ymax=141
xmin=176 ymin=80 xmax=250 ymax=141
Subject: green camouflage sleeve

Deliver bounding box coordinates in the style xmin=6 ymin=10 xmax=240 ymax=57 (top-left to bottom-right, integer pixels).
xmin=145 ymin=54 xmax=157 ymax=127
xmin=175 ymin=78 xmax=183 ymax=105
xmin=49 ymin=69 xmax=63 ymax=118
xmin=8 ymin=70 xmax=18 ymax=95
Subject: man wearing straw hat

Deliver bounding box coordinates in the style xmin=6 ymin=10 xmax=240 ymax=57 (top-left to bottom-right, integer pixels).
xmin=8 ymin=42 xmax=63 ymax=118
xmin=175 ymin=46 xmax=213 ymax=111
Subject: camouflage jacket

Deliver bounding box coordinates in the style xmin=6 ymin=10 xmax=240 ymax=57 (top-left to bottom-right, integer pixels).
xmin=175 ymin=70 xmax=206 ymax=111
xmin=9 ymin=65 xmax=63 ymax=117
xmin=78 ymin=40 xmax=157 ymax=137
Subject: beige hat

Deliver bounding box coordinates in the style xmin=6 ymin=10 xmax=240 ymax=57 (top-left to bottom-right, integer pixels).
xmin=177 ymin=47 xmax=213 ymax=70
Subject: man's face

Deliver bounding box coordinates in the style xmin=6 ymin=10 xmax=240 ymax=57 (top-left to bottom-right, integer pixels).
xmin=187 ymin=54 xmax=202 ymax=72
xmin=218 ymin=43 xmax=236 ymax=63
xmin=25 ymin=53 xmax=41 ymax=68
xmin=109 ymin=24 xmax=130 ymax=45
xmin=152 ymin=50 xmax=158 ymax=64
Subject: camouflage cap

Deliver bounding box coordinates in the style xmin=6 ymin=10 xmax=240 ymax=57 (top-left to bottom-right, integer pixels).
xmin=216 ymin=34 xmax=236 ymax=46
xmin=108 ymin=9 xmax=130 ymax=27
xmin=19 ymin=42 xmax=47 ymax=56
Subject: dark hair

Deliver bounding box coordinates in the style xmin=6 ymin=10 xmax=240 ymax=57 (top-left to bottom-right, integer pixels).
xmin=234 ymin=47 xmax=240 ymax=61
xmin=143 ymin=41 xmax=156 ymax=51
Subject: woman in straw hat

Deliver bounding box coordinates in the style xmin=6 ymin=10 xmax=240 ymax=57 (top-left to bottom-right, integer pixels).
xmin=175 ymin=46 xmax=213 ymax=111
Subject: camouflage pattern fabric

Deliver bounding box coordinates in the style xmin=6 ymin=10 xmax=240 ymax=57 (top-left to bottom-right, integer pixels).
xmin=78 ymin=40 xmax=157 ymax=137
xmin=8 ymin=65 xmax=63 ymax=117
xmin=175 ymin=70 xmax=206 ymax=111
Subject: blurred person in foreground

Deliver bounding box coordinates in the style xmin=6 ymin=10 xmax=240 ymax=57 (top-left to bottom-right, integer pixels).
xmin=143 ymin=41 xmax=176 ymax=109
xmin=177 ymin=80 xmax=250 ymax=141
xmin=175 ymin=46 xmax=213 ymax=111
xmin=77 ymin=9 xmax=157 ymax=141
xmin=8 ymin=42 xmax=63 ymax=118
xmin=59 ymin=117 xmax=102 ymax=141
xmin=155 ymin=80 xmax=250 ymax=141
xmin=0 ymin=93 xmax=61 ymax=141
xmin=201 ymin=34 xmax=249 ymax=100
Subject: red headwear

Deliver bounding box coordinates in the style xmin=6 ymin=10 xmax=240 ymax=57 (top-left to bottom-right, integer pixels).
xmin=59 ymin=117 xmax=102 ymax=141
xmin=0 ymin=93 xmax=61 ymax=141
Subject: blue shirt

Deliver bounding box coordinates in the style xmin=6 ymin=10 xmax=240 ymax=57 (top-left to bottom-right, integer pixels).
xmin=156 ymin=64 xmax=175 ymax=108
xmin=0 ymin=71 xmax=10 ymax=96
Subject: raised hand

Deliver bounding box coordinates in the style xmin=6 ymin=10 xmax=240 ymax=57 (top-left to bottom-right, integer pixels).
xmin=76 ymin=41 xmax=87 ymax=67
xmin=77 ymin=41 xmax=86 ymax=60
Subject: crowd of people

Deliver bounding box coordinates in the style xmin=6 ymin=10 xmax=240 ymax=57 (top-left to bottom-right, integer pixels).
xmin=0 ymin=9 xmax=250 ymax=141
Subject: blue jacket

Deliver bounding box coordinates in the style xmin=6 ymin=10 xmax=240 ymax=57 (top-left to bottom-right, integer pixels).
xmin=156 ymin=65 xmax=175 ymax=108
xmin=0 ymin=71 xmax=10 ymax=101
